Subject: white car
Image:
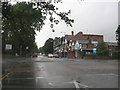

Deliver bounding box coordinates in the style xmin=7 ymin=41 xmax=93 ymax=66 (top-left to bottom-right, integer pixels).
xmin=53 ymin=54 xmax=59 ymax=58
xmin=48 ymin=54 xmax=53 ymax=58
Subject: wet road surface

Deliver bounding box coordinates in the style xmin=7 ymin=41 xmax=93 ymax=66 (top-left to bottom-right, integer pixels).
xmin=1 ymin=56 xmax=119 ymax=89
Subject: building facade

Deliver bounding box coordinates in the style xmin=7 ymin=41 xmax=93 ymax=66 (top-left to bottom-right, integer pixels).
xmin=53 ymin=31 xmax=104 ymax=58
xmin=105 ymin=42 xmax=118 ymax=57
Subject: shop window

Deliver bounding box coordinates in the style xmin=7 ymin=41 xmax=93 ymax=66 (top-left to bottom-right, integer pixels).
xmin=94 ymin=44 xmax=98 ymax=47
xmin=82 ymin=44 xmax=87 ymax=48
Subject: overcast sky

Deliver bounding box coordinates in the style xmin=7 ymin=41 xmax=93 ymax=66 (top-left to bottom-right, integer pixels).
xmin=34 ymin=0 xmax=119 ymax=48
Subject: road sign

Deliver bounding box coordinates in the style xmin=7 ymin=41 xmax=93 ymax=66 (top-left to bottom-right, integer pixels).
xmin=91 ymin=41 xmax=98 ymax=44
xmin=5 ymin=44 xmax=12 ymax=50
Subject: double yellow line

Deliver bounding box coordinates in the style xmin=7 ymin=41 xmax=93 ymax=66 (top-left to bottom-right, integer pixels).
xmin=0 ymin=72 xmax=11 ymax=80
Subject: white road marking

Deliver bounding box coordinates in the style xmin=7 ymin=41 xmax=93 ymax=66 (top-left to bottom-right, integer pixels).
xmin=45 ymin=80 xmax=89 ymax=88
xmin=78 ymin=83 xmax=89 ymax=88
xmin=36 ymin=77 xmax=45 ymax=79
xmin=48 ymin=82 xmax=54 ymax=86
xmin=90 ymin=73 xmax=119 ymax=77
xmin=63 ymin=81 xmax=73 ymax=84
xmin=73 ymin=80 xmax=89 ymax=89
xmin=73 ymin=80 xmax=80 ymax=88
xmin=36 ymin=76 xmax=45 ymax=84
xmin=8 ymin=77 xmax=45 ymax=80
xmin=108 ymin=73 xmax=120 ymax=76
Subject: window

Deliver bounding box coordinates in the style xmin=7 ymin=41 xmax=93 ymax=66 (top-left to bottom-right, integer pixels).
xmin=82 ymin=44 xmax=87 ymax=48
xmin=94 ymin=44 xmax=98 ymax=47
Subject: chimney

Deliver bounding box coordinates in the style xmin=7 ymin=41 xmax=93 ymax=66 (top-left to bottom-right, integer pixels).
xmin=79 ymin=32 xmax=83 ymax=35
xmin=71 ymin=31 xmax=74 ymax=36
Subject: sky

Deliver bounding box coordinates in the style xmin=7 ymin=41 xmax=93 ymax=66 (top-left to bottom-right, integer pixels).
xmin=9 ymin=0 xmax=119 ymax=48
xmin=35 ymin=0 xmax=119 ymax=48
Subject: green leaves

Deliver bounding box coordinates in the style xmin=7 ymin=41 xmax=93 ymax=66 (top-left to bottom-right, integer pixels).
xmin=42 ymin=38 xmax=54 ymax=55
xmin=2 ymin=1 xmax=74 ymax=56
xmin=96 ymin=41 xmax=109 ymax=56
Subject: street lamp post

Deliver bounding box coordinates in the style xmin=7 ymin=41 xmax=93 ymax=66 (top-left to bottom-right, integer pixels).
xmin=20 ymin=45 xmax=22 ymax=56
xmin=26 ymin=46 xmax=29 ymax=57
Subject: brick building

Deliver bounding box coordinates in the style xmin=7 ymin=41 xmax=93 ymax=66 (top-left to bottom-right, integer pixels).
xmin=53 ymin=31 xmax=104 ymax=58
xmin=105 ymin=42 xmax=118 ymax=57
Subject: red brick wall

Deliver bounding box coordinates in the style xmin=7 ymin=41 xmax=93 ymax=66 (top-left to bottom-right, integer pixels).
xmin=74 ymin=32 xmax=103 ymax=42
xmin=89 ymin=35 xmax=103 ymax=42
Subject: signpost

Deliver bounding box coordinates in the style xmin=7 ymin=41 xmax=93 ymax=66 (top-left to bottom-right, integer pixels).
xmin=5 ymin=44 xmax=12 ymax=50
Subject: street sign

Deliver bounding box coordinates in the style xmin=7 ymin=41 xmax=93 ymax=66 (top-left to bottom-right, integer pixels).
xmin=91 ymin=41 xmax=98 ymax=44
xmin=26 ymin=46 xmax=29 ymax=49
xmin=5 ymin=44 xmax=12 ymax=50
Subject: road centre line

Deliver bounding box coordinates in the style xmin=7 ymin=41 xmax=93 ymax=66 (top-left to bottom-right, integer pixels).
xmin=2 ymin=77 xmax=45 ymax=80
xmin=88 ymin=73 xmax=120 ymax=77
xmin=36 ymin=77 xmax=45 ymax=79
xmin=110 ymin=73 xmax=120 ymax=76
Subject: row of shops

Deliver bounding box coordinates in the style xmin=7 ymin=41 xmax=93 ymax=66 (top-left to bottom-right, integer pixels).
xmin=53 ymin=31 xmax=103 ymax=58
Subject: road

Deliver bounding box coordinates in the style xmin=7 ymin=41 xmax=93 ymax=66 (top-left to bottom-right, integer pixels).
xmin=1 ymin=56 xmax=119 ymax=89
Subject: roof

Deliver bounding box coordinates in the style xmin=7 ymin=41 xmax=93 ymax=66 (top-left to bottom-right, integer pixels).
xmin=65 ymin=35 xmax=74 ymax=41
xmin=64 ymin=32 xmax=103 ymax=42
xmin=78 ymin=40 xmax=89 ymax=44
xmin=74 ymin=32 xmax=103 ymax=41
xmin=83 ymin=34 xmax=103 ymax=37
xmin=106 ymin=42 xmax=118 ymax=46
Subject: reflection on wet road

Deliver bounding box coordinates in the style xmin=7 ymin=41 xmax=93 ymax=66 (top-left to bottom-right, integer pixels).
xmin=2 ymin=56 xmax=119 ymax=89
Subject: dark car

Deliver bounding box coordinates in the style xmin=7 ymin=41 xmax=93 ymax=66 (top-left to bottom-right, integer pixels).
xmin=32 ymin=53 xmax=38 ymax=57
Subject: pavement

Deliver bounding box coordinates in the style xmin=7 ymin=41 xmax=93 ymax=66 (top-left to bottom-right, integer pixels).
xmin=1 ymin=56 xmax=119 ymax=89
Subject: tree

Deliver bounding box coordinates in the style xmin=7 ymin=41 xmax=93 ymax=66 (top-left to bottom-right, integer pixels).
xmin=2 ymin=1 xmax=74 ymax=56
xmin=96 ymin=41 xmax=109 ymax=56
xmin=31 ymin=43 xmax=39 ymax=53
xmin=39 ymin=47 xmax=44 ymax=54
xmin=42 ymin=38 xmax=53 ymax=55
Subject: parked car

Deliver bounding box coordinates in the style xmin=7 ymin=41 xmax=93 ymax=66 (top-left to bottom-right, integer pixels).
xmin=48 ymin=54 xmax=53 ymax=58
xmin=53 ymin=54 xmax=59 ymax=58
xmin=31 ymin=53 xmax=38 ymax=57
